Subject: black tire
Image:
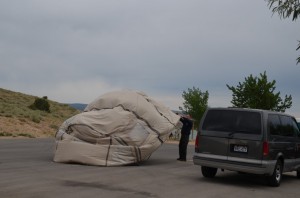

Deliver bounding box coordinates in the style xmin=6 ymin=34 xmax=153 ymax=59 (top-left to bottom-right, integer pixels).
xmin=201 ymin=166 xmax=217 ymax=178
xmin=297 ymin=170 xmax=300 ymax=179
xmin=267 ymin=160 xmax=282 ymax=187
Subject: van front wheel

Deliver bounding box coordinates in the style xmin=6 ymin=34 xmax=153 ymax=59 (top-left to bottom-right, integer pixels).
xmin=201 ymin=166 xmax=217 ymax=178
xmin=267 ymin=160 xmax=282 ymax=187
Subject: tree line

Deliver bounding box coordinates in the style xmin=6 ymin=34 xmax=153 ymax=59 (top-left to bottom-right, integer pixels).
xmin=180 ymin=71 xmax=292 ymax=129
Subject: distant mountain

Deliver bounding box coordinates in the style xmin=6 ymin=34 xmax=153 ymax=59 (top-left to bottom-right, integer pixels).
xmin=68 ymin=103 xmax=87 ymax=111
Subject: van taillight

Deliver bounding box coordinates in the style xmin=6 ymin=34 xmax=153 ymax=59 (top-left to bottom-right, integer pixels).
xmin=263 ymin=141 xmax=269 ymax=156
xmin=195 ymin=133 xmax=199 ymax=149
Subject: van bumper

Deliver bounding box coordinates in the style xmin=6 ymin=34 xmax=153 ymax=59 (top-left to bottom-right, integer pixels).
xmin=193 ymin=153 xmax=276 ymax=176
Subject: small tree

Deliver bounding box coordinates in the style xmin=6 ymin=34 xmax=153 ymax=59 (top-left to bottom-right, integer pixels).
xmin=226 ymin=71 xmax=292 ymax=112
xmin=29 ymin=96 xmax=51 ymax=113
xmin=179 ymin=87 xmax=209 ymax=128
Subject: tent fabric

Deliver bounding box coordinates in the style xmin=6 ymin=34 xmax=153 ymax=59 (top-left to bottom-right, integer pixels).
xmin=53 ymin=90 xmax=181 ymax=166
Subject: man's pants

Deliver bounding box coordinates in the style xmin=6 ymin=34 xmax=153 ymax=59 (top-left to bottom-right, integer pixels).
xmin=179 ymin=133 xmax=189 ymax=160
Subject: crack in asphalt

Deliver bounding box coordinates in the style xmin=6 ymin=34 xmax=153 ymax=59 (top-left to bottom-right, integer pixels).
xmin=63 ymin=180 xmax=159 ymax=198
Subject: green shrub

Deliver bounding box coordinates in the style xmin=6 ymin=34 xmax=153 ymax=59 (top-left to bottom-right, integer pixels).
xmin=17 ymin=133 xmax=34 ymax=138
xmin=50 ymin=124 xmax=59 ymax=130
xmin=29 ymin=97 xmax=50 ymax=112
xmin=0 ymin=132 xmax=12 ymax=137
xmin=31 ymin=115 xmax=41 ymax=123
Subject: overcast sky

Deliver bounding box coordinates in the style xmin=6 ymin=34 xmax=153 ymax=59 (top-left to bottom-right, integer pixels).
xmin=1 ymin=0 xmax=299 ymax=117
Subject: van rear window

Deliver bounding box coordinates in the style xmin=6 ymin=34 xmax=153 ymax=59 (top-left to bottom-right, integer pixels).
xmin=202 ymin=110 xmax=262 ymax=134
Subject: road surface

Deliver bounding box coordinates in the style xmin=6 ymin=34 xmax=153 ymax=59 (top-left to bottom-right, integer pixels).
xmin=1 ymin=138 xmax=300 ymax=198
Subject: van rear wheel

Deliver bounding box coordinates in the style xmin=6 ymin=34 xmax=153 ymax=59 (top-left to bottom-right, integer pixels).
xmin=201 ymin=166 xmax=217 ymax=178
xmin=267 ymin=160 xmax=282 ymax=187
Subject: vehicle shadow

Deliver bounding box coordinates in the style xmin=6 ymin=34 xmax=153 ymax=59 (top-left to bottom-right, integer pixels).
xmin=193 ymin=171 xmax=299 ymax=188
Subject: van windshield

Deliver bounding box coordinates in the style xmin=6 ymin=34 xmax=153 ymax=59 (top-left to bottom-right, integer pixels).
xmin=202 ymin=109 xmax=262 ymax=135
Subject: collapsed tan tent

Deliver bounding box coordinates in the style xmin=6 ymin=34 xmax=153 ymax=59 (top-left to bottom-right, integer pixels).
xmin=53 ymin=90 xmax=181 ymax=166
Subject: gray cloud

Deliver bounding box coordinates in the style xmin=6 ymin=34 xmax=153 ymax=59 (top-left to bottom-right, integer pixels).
xmin=0 ymin=0 xmax=299 ymax=116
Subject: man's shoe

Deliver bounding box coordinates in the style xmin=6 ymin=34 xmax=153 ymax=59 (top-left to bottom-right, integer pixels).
xmin=177 ymin=158 xmax=186 ymax=161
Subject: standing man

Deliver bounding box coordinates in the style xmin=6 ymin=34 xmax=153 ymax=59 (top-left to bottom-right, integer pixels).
xmin=177 ymin=115 xmax=193 ymax=161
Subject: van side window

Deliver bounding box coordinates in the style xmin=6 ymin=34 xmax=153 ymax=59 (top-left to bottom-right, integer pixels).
xmin=268 ymin=114 xmax=281 ymax=136
xmin=280 ymin=116 xmax=295 ymax=137
xmin=202 ymin=110 xmax=261 ymax=134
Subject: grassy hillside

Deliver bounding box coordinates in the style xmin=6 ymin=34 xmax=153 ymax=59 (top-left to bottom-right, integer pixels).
xmin=0 ymin=88 xmax=80 ymax=138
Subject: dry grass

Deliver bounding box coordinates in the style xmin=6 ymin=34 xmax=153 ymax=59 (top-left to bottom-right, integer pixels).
xmin=0 ymin=88 xmax=80 ymax=138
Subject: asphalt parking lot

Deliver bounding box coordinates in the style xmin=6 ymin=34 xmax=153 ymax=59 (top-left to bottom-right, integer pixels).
xmin=1 ymin=138 xmax=300 ymax=198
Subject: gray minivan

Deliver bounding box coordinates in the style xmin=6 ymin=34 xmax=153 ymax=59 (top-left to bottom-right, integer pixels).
xmin=193 ymin=107 xmax=300 ymax=187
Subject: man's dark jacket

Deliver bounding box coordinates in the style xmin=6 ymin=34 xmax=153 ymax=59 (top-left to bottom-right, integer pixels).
xmin=180 ymin=117 xmax=193 ymax=135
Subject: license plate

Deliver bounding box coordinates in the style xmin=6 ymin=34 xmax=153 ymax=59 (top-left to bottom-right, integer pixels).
xmin=233 ymin=145 xmax=248 ymax=153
